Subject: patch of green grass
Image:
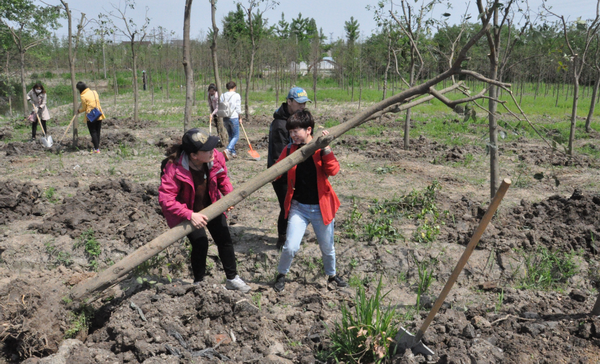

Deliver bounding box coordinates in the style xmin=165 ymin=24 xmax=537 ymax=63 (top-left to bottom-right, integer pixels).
xmin=44 ymin=187 xmax=59 ymax=203
xmin=64 ymin=304 xmax=94 ymax=339
xmin=328 ymin=276 xmax=400 ymax=364
xmin=518 ymin=247 xmax=578 ymax=291
xmin=74 ymin=229 xmax=102 ymax=271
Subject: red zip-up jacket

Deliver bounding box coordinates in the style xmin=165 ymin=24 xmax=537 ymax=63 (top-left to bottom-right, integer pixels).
xmin=276 ymin=144 xmax=340 ymax=225
xmin=159 ymin=150 xmax=232 ymax=228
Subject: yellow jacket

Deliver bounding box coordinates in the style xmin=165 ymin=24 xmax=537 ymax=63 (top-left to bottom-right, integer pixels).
xmin=78 ymin=88 xmax=105 ymax=121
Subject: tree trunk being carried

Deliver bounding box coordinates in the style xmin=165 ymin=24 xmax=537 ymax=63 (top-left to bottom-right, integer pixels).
xmin=70 ymin=5 xmax=503 ymax=301
xmin=69 ymin=82 xmax=475 ymax=301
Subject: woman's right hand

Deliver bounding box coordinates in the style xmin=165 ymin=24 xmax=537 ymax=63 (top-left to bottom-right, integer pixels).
xmin=190 ymin=212 xmax=209 ymax=229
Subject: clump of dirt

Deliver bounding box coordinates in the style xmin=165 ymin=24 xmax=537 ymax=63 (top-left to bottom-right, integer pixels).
xmin=416 ymin=289 xmax=600 ymax=363
xmin=2 ymin=141 xmax=48 ymax=156
xmin=84 ymin=281 xmax=322 ymax=363
xmin=337 ymin=135 xmax=483 ymax=162
xmin=29 ymin=179 xmax=167 ymax=247
xmin=0 ymin=180 xmax=44 ymax=225
xmin=502 ymin=142 xmax=597 ymax=167
xmin=0 ymin=126 xmax=12 ymax=140
xmin=103 ymin=117 xmax=156 ymax=130
xmin=0 ymin=277 xmax=70 ymax=360
xmin=445 ymin=189 xmax=600 ymax=255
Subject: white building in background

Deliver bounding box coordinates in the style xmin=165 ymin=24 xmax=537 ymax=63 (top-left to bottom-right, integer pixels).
xmin=289 ymin=57 xmax=337 ymax=76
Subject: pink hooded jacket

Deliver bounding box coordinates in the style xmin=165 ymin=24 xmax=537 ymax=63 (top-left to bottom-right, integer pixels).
xmin=158 ymin=149 xmax=232 ymax=228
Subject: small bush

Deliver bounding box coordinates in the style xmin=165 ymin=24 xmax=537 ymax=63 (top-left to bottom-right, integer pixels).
xmin=64 ymin=304 xmax=94 ymax=338
xmin=328 ymin=277 xmax=400 ymax=363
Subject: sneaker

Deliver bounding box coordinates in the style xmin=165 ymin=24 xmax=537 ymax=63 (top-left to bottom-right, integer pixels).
xmin=94 ymin=149 xmax=101 ymax=154
xmin=328 ymin=275 xmax=348 ymax=288
xmin=222 ymin=149 xmax=231 ymax=161
xmin=273 ymin=273 xmax=286 ymax=292
xmin=193 ymin=280 xmax=203 ymax=286
xmin=276 ymin=234 xmax=286 ymax=251
xmin=225 ymin=275 xmax=251 ymax=293
xmin=231 ymin=152 xmax=237 ymax=158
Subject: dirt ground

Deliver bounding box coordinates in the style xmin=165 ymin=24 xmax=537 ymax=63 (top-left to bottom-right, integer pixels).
xmin=0 ymin=104 xmax=599 ymax=364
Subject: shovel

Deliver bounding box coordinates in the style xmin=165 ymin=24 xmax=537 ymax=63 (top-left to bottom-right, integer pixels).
xmin=240 ymin=121 xmax=260 ymax=161
xmin=32 ymin=105 xmax=53 ymax=148
xmin=395 ymin=178 xmax=512 ymax=356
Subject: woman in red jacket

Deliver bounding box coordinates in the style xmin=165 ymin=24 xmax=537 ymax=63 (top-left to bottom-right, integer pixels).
xmin=273 ymin=110 xmax=347 ymax=292
xmin=159 ymin=128 xmax=250 ymax=292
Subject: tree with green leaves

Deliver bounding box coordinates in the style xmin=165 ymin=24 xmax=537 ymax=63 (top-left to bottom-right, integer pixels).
xmin=0 ymin=0 xmax=61 ymax=116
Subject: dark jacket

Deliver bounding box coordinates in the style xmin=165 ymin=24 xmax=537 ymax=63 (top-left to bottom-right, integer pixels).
xmin=268 ymin=103 xmax=292 ymax=184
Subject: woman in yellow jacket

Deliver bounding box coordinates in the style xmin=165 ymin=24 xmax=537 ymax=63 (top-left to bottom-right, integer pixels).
xmin=76 ymin=81 xmax=105 ymax=153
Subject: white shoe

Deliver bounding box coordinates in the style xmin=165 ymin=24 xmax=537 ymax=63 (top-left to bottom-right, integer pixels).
xmin=225 ymin=275 xmax=251 ymax=293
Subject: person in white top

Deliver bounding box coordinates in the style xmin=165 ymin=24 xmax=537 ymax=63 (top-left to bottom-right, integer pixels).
xmin=219 ymin=81 xmax=242 ymax=160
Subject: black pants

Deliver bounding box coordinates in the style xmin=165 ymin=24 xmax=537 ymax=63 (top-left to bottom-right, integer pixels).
xmin=272 ymin=182 xmax=288 ymax=237
xmin=187 ymin=213 xmax=237 ymax=282
xmin=87 ymin=119 xmax=102 ymax=150
xmin=32 ymin=120 xmax=47 ymax=139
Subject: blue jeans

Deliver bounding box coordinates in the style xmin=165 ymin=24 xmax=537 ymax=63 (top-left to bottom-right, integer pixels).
xmin=223 ymin=117 xmax=239 ymax=155
xmin=277 ymin=200 xmax=336 ymax=276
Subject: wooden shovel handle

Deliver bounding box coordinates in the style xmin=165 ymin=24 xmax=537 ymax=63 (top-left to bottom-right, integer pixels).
xmin=59 ymin=114 xmax=78 ymax=144
xmin=415 ymin=178 xmax=512 ymax=342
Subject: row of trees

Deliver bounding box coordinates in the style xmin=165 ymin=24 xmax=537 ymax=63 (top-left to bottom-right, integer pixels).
xmin=2 ymin=0 xmax=600 ymax=195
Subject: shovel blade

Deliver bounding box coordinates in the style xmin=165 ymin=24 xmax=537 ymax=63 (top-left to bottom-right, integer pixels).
xmin=40 ymin=135 xmax=53 ymax=148
xmin=247 ymin=149 xmax=260 ymax=161
xmin=395 ymin=326 xmax=434 ymax=357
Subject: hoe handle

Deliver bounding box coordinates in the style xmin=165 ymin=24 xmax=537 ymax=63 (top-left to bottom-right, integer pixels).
xmin=415 ymin=178 xmax=512 ymax=342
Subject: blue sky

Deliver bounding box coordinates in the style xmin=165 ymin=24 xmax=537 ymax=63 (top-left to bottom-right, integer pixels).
xmin=48 ymin=0 xmax=600 ymax=42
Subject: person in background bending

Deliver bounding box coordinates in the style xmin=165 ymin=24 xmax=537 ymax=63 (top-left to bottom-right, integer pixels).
xmin=27 ymin=82 xmax=51 ymax=141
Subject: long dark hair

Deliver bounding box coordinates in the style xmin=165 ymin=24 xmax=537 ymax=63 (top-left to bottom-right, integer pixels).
xmin=32 ymin=83 xmax=46 ymax=94
xmin=160 ymin=138 xmax=184 ymax=177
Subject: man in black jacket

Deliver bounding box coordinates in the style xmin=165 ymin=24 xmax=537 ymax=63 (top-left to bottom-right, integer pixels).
xmin=268 ymin=87 xmax=310 ymax=250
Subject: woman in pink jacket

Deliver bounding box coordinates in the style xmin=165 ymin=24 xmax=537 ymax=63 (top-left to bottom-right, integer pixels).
xmin=159 ymin=128 xmax=250 ymax=292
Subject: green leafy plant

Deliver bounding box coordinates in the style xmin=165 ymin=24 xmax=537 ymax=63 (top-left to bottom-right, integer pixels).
xmin=252 ymin=292 xmax=262 ymax=309
xmin=64 ymin=304 xmax=94 ymax=339
xmin=342 ymin=197 xmax=363 ymax=239
xmin=44 ymin=187 xmax=59 ymax=203
xmin=74 ymin=229 xmax=101 ymax=271
xmin=328 ymin=276 xmax=400 ymax=363
xmin=495 ymin=289 xmax=504 ymax=313
xmin=414 ymin=256 xmax=435 ymax=309
xmin=518 ymin=247 xmax=578 ymax=290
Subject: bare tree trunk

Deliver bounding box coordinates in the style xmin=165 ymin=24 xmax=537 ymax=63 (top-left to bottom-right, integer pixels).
xmin=585 ymin=71 xmax=600 ymax=132
xmin=182 ymin=0 xmax=194 ymax=131
xmin=209 ymin=0 xmax=228 ymax=145
xmin=61 ymin=1 xmax=85 ymax=147
xmin=20 ymin=51 xmax=27 ymax=116
xmin=131 ymin=40 xmax=139 ymax=123
xmin=568 ymin=70 xmax=580 ymax=155
xmin=404 ymin=57 xmax=416 ymax=149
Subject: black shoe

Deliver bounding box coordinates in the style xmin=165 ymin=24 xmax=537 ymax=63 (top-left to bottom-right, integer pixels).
xmin=274 ymin=274 xmax=286 ymax=292
xmin=328 ymin=275 xmax=348 ymax=288
xmin=276 ymin=234 xmax=286 ymax=251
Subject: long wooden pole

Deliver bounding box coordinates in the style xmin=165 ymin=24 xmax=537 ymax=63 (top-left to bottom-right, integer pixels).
xmin=69 ymin=83 xmax=464 ymax=301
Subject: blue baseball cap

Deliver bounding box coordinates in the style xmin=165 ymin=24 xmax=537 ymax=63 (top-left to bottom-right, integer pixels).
xmin=287 ymin=87 xmax=311 ymax=103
